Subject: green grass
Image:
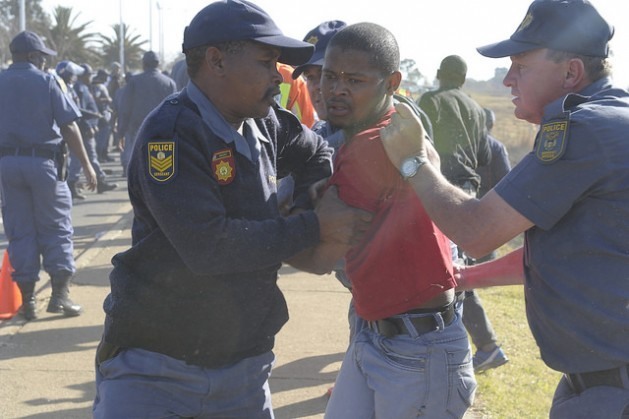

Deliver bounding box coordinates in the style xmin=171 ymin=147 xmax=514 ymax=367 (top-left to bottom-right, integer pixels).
xmin=466 ymin=234 xmax=560 ymax=417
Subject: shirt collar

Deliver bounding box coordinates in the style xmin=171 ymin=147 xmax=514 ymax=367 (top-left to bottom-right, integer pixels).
xmin=186 ymin=81 xmax=269 ymax=161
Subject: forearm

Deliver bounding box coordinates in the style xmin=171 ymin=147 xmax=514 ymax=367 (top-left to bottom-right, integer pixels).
xmin=284 ymin=243 xmax=349 ymax=275
xmin=456 ymin=247 xmax=524 ymax=290
xmin=60 ymin=122 xmax=91 ymax=169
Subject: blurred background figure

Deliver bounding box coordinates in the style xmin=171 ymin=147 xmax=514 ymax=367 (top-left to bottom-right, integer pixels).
xmin=117 ymin=51 xmax=177 ymax=175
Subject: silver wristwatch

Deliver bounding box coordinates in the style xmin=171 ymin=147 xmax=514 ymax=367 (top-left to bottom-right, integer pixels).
xmin=400 ymin=156 xmax=428 ymax=180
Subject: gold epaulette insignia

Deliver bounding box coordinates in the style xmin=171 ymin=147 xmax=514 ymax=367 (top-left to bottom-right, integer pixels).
xmin=148 ymin=141 xmax=176 ymax=182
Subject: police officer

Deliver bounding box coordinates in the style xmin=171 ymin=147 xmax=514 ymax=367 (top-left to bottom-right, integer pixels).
xmin=0 ymin=31 xmax=97 ymax=320
xmin=68 ymin=63 xmax=117 ymax=198
xmin=92 ymin=1 xmax=371 ymax=417
xmin=381 ymin=1 xmax=629 ymax=417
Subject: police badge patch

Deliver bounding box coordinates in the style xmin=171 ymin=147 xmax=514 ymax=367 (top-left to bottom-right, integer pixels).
xmin=212 ymin=148 xmax=235 ymax=185
xmin=148 ymin=141 xmax=176 ymax=182
xmin=536 ymin=121 xmax=569 ymax=163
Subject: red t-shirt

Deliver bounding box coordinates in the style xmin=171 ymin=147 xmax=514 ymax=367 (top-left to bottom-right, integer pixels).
xmin=328 ymin=109 xmax=456 ymax=321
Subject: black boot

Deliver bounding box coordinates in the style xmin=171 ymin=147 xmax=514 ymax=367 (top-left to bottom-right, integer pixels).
xmin=68 ymin=180 xmax=86 ymax=200
xmin=47 ymin=272 xmax=82 ymax=317
xmin=97 ymin=178 xmax=118 ymax=194
xmin=17 ymin=281 xmax=37 ymax=320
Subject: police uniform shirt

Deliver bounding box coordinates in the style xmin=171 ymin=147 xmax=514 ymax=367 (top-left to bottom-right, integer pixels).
xmin=103 ymin=84 xmax=332 ymax=368
xmin=0 ymin=63 xmax=81 ymax=148
xmin=494 ymin=77 xmax=629 ymax=373
xmin=74 ymin=80 xmax=100 ymax=130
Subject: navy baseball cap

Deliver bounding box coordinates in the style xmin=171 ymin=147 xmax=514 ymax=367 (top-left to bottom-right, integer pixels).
xmin=9 ymin=31 xmax=57 ymax=56
xmin=477 ymin=0 xmax=614 ymax=58
xmin=143 ymin=51 xmax=159 ymax=65
xmin=292 ymin=20 xmax=347 ymax=79
xmin=182 ymin=0 xmax=314 ymax=66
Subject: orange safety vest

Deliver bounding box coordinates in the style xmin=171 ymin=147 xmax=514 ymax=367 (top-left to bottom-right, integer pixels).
xmin=277 ymin=63 xmax=316 ymax=128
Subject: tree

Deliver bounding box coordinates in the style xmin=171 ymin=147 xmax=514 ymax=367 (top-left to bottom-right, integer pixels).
xmin=99 ymin=23 xmax=147 ymax=72
xmin=0 ymin=0 xmax=51 ymax=65
xmin=49 ymin=6 xmax=100 ymax=67
xmin=399 ymin=58 xmax=427 ymax=98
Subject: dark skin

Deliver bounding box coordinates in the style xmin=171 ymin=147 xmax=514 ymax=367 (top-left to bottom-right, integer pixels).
xmin=189 ymin=41 xmax=373 ymax=269
xmin=312 ymin=45 xmax=453 ymax=309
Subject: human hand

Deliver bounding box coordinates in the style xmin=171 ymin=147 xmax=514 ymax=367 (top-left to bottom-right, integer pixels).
xmin=83 ymin=164 xmax=98 ymax=191
xmin=315 ymin=186 xmax=372 ymax=247
xmin=380 ymin=102 xmax=428 ymax=170
xmin=308 ymin=178 xmax=329 ymax=207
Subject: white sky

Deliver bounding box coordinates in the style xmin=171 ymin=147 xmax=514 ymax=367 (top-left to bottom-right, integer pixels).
xmin=40 ymin=0 xmax=629 ymax=87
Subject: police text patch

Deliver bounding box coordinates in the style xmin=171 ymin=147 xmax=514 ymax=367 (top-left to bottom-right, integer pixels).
xmin=148 ymin=141 xmax=176 ymax=182
xmin=536 ymin=121 xmax=568 ymax=163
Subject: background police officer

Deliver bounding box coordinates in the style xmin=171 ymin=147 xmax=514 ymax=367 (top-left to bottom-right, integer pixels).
xmin=0 ymin=31 xmax=97 ymax=320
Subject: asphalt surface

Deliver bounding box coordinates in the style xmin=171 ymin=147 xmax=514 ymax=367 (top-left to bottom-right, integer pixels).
xmin=0 ymin=154 xmax=354 ymax=419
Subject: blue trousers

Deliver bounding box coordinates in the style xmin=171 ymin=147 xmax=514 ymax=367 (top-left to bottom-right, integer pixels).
xmin=550 ymin=373 xmax=629 ymax=418
xmin=0 ymin=156 xmax=74 ymax=282
xmin=94 ymin=348 xmax=275 ymax=418
xmin=325 ymin=303 xmax=476 ymax=418
xmin=68 ymin=135 xmax=106 ymax=181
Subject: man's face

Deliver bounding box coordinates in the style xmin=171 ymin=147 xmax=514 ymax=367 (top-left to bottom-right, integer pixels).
xmin=219 ymin=41 xmax=283 ymax=122
xmin=503 ymin=49 xmax=569 ymax=124
xmin=321 ymin=45 xmax=393 ymax=134
xmin=302 ymin=65 xmax=325 ymax=119
xmin=28 ymin=51 xmax=46 ymax=70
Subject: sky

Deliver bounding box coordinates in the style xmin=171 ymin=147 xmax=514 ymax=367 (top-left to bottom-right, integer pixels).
xmin=40 ymin=0 xmax=629 ymax=87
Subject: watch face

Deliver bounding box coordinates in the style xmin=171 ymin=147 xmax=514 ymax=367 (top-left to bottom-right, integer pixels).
xmin=401 ymin=158 xmax=417 ymax=177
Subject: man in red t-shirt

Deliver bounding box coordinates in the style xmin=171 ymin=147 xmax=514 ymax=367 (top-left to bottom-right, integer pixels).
xmin=315 ymin=23 xmax=476 ymax=419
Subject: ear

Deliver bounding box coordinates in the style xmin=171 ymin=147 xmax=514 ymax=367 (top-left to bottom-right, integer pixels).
xmin=205 ymin=46 xmax=225 ymax=74
xmin=563 ymin=58 xmax=586 ymax=90
xmin=386 ymin=70 xmax=402 ymax=94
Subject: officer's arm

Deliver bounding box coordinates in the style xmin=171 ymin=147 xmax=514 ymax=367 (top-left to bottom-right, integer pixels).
xmin=380 ymin=103 xmax=533 ymax=258
xmin=455 ymin=247 xmax=524 ymax=290
xmin=61 ymin=122 xmax=97 ymax=190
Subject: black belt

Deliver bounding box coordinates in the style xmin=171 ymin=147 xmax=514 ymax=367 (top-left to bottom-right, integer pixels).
xmin=565 ymin=365 xmax=629 ymax=394
xmin=0 ymin=146 xmax=58 ymax=160
xmin=368 ymin=302 xmax=456 ymax=338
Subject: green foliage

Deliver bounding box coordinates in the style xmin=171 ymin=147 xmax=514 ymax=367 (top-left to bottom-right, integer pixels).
xmin=98 ymin=23 xmax=148 ymax=72
xmin=49 ymin=6 xmax=100 ymax=67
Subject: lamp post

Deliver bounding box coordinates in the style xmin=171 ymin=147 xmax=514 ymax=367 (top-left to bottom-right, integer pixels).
xmin=119 ymin=0 xmax=125 ymax=71
xmin=19 ymin=0 xmax=25 ymax=31
xmin=157 ymin=1 xmax=164 ymax=63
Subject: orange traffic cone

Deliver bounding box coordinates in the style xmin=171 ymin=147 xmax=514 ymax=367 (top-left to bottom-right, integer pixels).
xmin=0 ymin=250 xmax=22 ymax=319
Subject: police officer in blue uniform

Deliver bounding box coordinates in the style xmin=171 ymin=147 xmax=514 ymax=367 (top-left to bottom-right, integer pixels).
xmin=117 ymin=51 xmax=178 ymax=174
xmin=0 ymin=31 xmax=97 ymax=320
xmin=93 ymin=1 xmax=371 ymax=417
xmin=67 ymin=63 xmax=117 ymax=198
xmin=381 ymin=1 xmax=629 ymax=417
